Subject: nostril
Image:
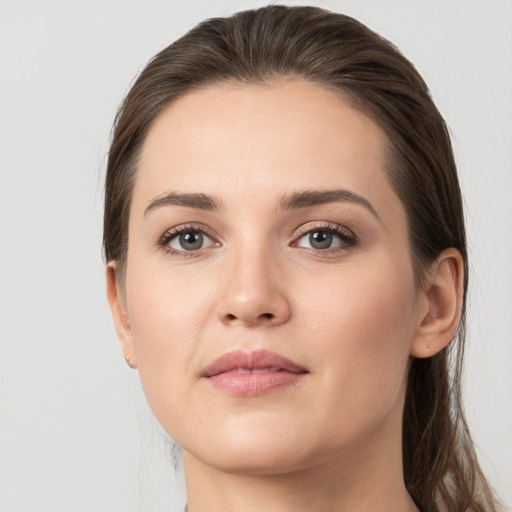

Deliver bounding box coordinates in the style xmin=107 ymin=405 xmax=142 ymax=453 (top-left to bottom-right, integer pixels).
xmin=223 ymin=312 xmax=278 ymax=324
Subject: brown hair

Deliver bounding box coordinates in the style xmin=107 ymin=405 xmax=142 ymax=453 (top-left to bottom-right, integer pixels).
xmin=104 ymin=5 xmax=500 ymax=510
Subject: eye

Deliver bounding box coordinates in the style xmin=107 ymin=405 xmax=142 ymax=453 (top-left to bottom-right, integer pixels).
xmin=294 ymin=224 xmax=356 ymax=251
xmin=159 ymin=225 xmax=217 ymax=253
xmin=169 ymin=230 xmax=212 ymax=251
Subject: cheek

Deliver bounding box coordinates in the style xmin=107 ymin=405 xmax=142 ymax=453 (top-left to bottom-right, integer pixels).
xmin=301 ymin=250 xmax=417 ymax=345
xmin=126 ymin=247 xmax=214 ymax=341
xmin=124 ymin=257 xmax=216 ymax=414
xmin=299 ymin=255 xmax=418 ymax=429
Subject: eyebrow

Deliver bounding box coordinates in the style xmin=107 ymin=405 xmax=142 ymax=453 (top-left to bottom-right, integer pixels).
xmin=280 ymin=189 xmax=380 ymax=219
xmin=143 ymin=188 xmax=379 ymax=219
xmin=144 ymin=192 xmax=220 ymax=216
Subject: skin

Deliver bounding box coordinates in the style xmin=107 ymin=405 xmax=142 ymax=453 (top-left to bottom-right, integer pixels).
xmin=107 ymin=80 xmax=463 ymax=512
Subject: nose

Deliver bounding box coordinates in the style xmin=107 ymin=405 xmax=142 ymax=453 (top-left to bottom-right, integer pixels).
xmin=216 ymin=246 xmax=291 ymax=328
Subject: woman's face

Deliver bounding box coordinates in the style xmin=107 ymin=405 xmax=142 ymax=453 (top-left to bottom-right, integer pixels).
xmin=118 ymin=80 xmax=427 ymax=475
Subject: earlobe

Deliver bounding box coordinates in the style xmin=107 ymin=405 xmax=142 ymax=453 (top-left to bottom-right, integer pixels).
xmin=106 ymin=263 xmax=137 ymax=369
xmin=410 ymin=248 xmax=464 ymax=359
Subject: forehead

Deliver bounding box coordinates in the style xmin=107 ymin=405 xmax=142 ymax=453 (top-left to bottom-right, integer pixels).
xmin=133 ymin=79 xmax=394 ymax=214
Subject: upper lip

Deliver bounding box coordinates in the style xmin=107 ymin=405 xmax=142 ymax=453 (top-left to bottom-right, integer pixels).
xmin=201 ymin=349 xmax=308 ymax=377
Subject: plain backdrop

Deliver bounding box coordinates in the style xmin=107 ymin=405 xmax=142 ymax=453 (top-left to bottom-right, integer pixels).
xmin=1 ymin=1 xmax=511 ymax=510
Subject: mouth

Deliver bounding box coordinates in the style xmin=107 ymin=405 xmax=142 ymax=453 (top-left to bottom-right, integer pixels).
xmin=201 ymin=349 xmax=308 ymax=396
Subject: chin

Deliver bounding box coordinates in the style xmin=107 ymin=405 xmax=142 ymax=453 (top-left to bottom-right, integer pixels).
xmin=181 ymin=426 xmax=318 ymax=476
xmin=198 ymin=447 xmax=310 ymax=476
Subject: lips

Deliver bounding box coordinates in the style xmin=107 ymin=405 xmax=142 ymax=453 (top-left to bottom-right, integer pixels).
xmin=201 ymin=350 xmax=308 ymax=396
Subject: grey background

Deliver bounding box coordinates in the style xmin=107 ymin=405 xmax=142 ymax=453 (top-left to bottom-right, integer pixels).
xmin=1 ymin=1 xmax=511 ymax=510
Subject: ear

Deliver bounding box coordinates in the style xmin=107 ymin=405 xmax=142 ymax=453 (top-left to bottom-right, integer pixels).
xmin=106 ymin=262 xmax=137 ymax=369
xmin=410 ymin=248 xmax=464 ymax=358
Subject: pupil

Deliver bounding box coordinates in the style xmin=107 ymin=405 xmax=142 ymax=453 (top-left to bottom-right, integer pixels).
xmin=309 ymin=231 xmax=332 ymax=249
xmin=180 ymin=231 xmax=203 ymax=250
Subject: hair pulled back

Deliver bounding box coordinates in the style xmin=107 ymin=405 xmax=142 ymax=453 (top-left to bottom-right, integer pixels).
xmin=104 ymin=5 xmax=500 ymax=510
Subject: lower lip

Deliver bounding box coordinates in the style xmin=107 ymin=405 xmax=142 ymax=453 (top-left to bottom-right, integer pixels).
xmin=206 ymin=371 xmax=306 ymax=396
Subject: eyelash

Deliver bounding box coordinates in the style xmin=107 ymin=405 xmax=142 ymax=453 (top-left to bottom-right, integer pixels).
xmin=158 ymin=223 xmax=219 ymax=258
xmin=291 ymin=222 xmax=357 ymax=252
xmin=157 ymin=222 xmax=357 ymax=257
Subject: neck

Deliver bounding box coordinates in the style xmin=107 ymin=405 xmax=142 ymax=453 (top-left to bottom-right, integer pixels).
xmin=184 ymin=458 xmax=418 ymax=512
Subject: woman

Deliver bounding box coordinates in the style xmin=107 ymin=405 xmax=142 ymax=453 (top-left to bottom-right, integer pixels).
xmin=104 ymin=5 xmax=502 ymax=511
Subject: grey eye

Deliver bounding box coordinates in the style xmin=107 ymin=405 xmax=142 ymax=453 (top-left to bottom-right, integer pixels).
xmin=169 ymin=231 xmax=212 ymax=251
xmin=308 ymin=231 xmax=333 ymax=249
xmin=297 ymin=230 xmax=342 ymax=250
xmin=295 ymin=225 xmax=356 ymax=251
